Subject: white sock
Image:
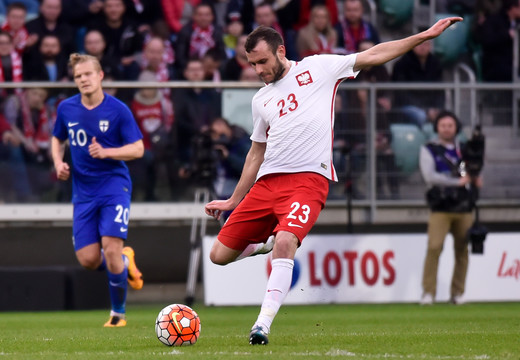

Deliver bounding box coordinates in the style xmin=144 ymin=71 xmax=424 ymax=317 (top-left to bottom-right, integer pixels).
xmin=254 ymin=258 xmax=294 ymax=333
xmin=236 ymin=235 xmax=275 ymax=261
xmin=110 ymin=310 xmax=126 ymax=319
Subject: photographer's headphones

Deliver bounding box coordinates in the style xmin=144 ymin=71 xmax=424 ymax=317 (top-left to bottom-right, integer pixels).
xmin=433 ymin=110 xmax=462 ymax=134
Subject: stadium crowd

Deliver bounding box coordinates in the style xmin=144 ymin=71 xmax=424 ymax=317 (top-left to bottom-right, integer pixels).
xmin=0 ymin=0 xmax=515 ymax=202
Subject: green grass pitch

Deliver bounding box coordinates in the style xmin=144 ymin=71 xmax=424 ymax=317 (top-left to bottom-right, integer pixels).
xmin=0 ymin=302 xmax=518 ymax=359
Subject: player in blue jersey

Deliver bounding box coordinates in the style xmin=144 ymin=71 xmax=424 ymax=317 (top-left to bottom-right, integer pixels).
xmin=51 ymin=53 xmax=145 ymax=327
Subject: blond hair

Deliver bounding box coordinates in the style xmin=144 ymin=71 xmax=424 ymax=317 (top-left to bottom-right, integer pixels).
xmin=69 ymin=53 xmax=102 ymax=75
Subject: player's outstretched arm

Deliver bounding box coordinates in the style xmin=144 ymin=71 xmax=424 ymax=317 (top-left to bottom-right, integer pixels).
xmin=205 ymin=141 xmax=266 ymax=220
xmin=89 ymin=137 xmax=144 ymax=160
xmin=354 ymin=16 xmax=462 ymax=72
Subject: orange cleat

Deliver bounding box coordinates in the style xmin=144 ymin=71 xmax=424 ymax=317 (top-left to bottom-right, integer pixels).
xmin=104 ymin=315 xmax=127 ymax=327
xmin=122 ymin=246 xmax=143 ymax=290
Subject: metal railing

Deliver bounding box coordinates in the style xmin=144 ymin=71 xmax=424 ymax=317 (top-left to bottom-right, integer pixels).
xmin=2 ymin=80 xmax=520 ymax=223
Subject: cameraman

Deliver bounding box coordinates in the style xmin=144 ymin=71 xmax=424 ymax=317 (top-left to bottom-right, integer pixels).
xmin=210 ymin=117 xmax=251 ymax=200
xmin=419 ymin=111 xmax=483 ymax=306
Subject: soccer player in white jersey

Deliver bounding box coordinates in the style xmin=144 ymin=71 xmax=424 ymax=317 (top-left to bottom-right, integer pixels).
xmin=52 ymin=54 xmax=145 ymax=327
xmin=205 ymin=17 xmax=462 ymax=345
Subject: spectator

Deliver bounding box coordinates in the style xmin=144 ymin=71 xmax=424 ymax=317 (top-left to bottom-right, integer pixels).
xmin=87 ymin=0 xmax=143 ymax=79
xmin=294 ymin=0 xmax=338 ymax=29
xmin=1 ymin=2 xmax=29 ymax=55
xmin=335 ymin=0 xmax=380 ymax=54
xmin=226 ymin=0 xmax=286 ymax=57
xmin=296 ymin=4 xmax=337 ymax=59
xmin=391 ymin=40 xmax=445 ymax=127
xmin=278 ymin=0 xmax=338 ymax=60
xmin=120 ymin=0 xmax=163 ymax=32
xmin=25 ymin=0 xmax=76 ymax=57
xmin=475 ymin=0 xmax=520 ymax=82
xmin=0 ymin=0 xmax=39 ymax=18
xmin=161 ymin=0 xmax=201 ymax=35
xmin=342 ymin=40 xmax=400 ymax=199
xmin=0 ymin=30 xmax=22 ymax=97
xmin=174 ymin=3 xmax=226 ymax=77
xmin=23 ymin=34 xmax=68 ymax=82
xmin=129 ymin=70 xmax=175 ymax=201
xmin=253 ymin=2 xmax=284 ymax=35
xmin=223 ymin=12 xmax=244 ymax=58
xmin=222 ymin=34 xmax=249 ymax=80
xmin=5 ymin=88 xmax=55 ymax=199
xmin=201 ymin=47 xmax=223 ymax=82
xmin=0 ymin=109 xmax=32 ymax=202
xmin=419 ymin=110 xmax=483 ymax=305
xmin=142 ymin=19 xmax=175 ymax=77
xmin=172 ymin=58 xmax=221 ymax=178
xmin=138 ymin=36 xmax=173 ymax=84
xmin=0 ymin=112 xmax=19 ymax=148
xmin=83 ymin=29 xmax=121 ymax=80
xmin=226 ymin=0 xmax=294 ymax=34
xmin=209 ymin=117 xmax=250 ymax=200
xmin=60 ymin=0 xmax=104 ymax=28
xmin=474 ymin=0 xmax=520 ymax=124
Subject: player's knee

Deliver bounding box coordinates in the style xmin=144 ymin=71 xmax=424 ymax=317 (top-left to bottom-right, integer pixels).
xmin=78 ymin=256 xmax=100 ymax=270
xmin=103 ymin=246 xmax=119 ymax=261
xmin=209 ymin=249 xmax=231 ymax=266
xmin=426 ymin=244 xmax=443 ymax=256
xmin=273 ymin=233 xmax=299 ymax=258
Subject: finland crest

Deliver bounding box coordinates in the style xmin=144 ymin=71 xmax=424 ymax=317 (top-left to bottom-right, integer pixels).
xmin=99 ymin=120 xmax=109 ymax=132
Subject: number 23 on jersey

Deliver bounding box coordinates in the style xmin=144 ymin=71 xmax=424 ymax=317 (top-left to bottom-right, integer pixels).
xmin=277 ymin=93 xmax=298 ymax=118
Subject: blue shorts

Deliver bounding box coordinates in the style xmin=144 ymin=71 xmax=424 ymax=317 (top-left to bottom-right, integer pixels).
xmin=72 ymin=194 xmax=132 ymax=251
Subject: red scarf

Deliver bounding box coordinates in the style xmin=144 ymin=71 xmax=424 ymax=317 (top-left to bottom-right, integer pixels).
xmin=0 ymin=51 xmax=23 ymax=96
xmin=189 ymin=25 xmax=215 ymax=59
xmin=1 ymin=23 xmax=29 ymax=54
xmin=0 ymin=51 xmax=23 ymax=82
xmin=131 ymin=96 xmax=174 ymax=150
xmin=342 ymin=20 xmax=371 ymax=54
xmin=19 ymin=93 xmax=52 ymax=150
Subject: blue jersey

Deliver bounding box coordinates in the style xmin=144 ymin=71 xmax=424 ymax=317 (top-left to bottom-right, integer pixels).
xmin=53 ymin=93 xmax=143 ymax=203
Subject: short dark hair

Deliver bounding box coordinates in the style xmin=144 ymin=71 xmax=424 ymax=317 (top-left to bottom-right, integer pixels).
xmin=7 ymin=2 xmax=27 ymax=14
xmin=433 ymin=110 xmax=462 ymax=134
xmin=245 ymin=26 xmax=283 ymax=54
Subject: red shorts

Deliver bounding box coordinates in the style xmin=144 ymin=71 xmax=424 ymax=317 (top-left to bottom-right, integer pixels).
xmin=218 ymin=172 xmax=329 ymax=251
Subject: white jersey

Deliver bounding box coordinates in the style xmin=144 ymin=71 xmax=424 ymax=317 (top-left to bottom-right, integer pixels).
xmin=250 ymin=54 xmax=359 ymax=181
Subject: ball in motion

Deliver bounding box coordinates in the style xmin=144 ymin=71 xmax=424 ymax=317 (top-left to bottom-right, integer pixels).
xmin=155 ymin=304 xmax=201 ymax=346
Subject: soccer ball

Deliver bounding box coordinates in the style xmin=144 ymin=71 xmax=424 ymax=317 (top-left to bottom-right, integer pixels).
xmin=155 ymin=304 xmax=201 ymax=346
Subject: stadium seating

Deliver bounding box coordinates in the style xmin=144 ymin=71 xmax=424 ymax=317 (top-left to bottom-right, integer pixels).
xmin=379 ymin=0 xmax=414 ymax=28
xmin=422 ymin=122 xmax=436 ymax=141
xmin=390 ymin=123 xmax=427 ymax=175
xmin=433 ymin=13 xmax=473 ymax=65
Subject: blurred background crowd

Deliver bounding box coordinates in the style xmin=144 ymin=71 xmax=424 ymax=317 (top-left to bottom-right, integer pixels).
xmin=0 ymin=0 xmax=517 ymax=204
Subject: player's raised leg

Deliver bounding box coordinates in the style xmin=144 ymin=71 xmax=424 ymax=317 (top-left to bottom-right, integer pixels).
xmin=236 ymin=235 xmax=275 ymax=261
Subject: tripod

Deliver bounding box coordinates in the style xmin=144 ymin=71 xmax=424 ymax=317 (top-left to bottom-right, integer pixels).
xmin=184 ymin=181 xmax=219 ymax=306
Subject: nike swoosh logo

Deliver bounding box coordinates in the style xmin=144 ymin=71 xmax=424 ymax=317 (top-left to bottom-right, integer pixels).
xmin=68 ymin=122 xmax=79 ymax=127
xmin=288 ymin=222 xmax=303 ymax=228
xmin=120 ymin=227 xmax=128 ymax=232
xmin=267 ymin=289 xmax=282 ymax=293
xmin=264 ymin=97 xmax=273 ymax=107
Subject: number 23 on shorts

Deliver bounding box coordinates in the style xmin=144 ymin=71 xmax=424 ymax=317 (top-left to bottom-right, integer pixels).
xmin=286 ymin=201 xmax=310 ymax=228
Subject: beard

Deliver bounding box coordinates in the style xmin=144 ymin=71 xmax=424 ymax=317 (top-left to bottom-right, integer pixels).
xmin=262 ymin=57 xmax=286 ymax=84
xmin=42 ymin=52 xmax=57 ymax=61
xmin=271 ymin=58 xmax=286 ymax=83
